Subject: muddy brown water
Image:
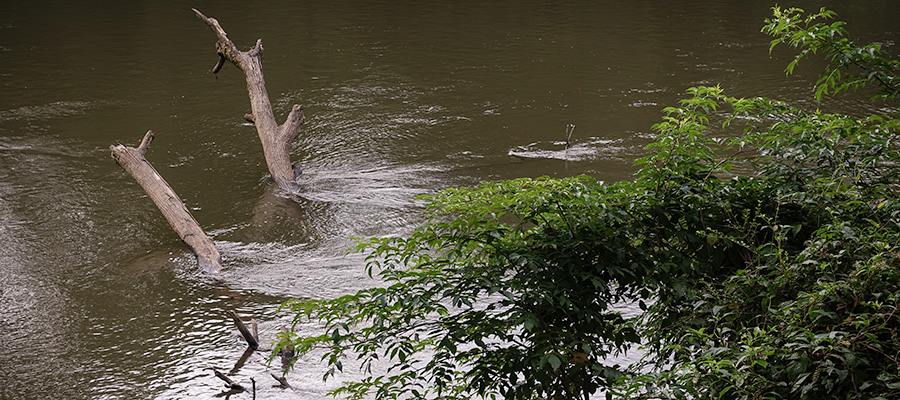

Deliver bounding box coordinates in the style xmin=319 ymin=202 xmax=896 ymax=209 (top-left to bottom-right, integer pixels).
xmin=1 ymin=1 xmax=898 ymax=399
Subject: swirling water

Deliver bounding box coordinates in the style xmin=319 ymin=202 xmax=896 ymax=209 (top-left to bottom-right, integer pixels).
xmin=1 ymin=1 xmax=898 ymax=398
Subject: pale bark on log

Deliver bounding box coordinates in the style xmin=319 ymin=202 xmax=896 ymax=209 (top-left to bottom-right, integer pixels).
xmin=110 ymin=131 xmax=223 ymax=274
xmin=193 ymin=8 xmax=305 ymax=192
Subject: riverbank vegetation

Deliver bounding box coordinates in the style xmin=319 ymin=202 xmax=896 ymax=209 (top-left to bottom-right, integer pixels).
xmin=278 ymin=7 xmax=900 ymax=399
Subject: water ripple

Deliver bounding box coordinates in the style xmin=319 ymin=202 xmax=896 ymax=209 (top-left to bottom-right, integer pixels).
xmin=0 ymin=100 xmax=102 ymax=122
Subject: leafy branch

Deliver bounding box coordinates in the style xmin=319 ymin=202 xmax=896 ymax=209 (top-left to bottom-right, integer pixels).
xmin=763 ymin=6 xmax=900 ymax=102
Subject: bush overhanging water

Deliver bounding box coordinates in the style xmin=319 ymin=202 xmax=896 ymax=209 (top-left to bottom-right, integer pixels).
xmin=278 ymin=7 xmax=900 ymax=399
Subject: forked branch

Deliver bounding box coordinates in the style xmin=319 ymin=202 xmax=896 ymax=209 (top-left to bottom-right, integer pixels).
xmin=193 ymin=8 xmax=305 ymax=191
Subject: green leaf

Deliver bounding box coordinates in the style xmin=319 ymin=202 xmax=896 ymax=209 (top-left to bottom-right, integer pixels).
xmin=547 ymin=353 xmax=562 ymax=371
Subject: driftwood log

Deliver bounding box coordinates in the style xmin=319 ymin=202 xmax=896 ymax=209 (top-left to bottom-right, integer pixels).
xmin=193 ymin=8 xmax=305 ymax=192
xmin=110 ymin=131 xmax=223 ymax=274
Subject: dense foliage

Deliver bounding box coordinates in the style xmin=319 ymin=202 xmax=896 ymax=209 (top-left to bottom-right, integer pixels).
xmin=278 ymin=7 xmax=900 ymax=399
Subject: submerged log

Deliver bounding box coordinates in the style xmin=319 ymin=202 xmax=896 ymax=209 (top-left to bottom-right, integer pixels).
xmin=193 ymin=8 xmax=305 ymax=192
xmin=110 ymin=131 xmax=223 ymax=274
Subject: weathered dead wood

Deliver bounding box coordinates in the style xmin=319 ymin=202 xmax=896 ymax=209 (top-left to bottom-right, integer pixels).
xmin=227 ymin=310 xmax=260 ymax=350
xmin=110 ymin=131 xmax=223 ymax=274
xmin=193 ymin=8 xmax=305 ymax=192
xmin=213 ymin=368 xmax=248 ymax=392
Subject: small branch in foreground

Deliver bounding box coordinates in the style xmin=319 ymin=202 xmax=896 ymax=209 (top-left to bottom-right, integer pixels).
xmin=213 ymin=369 xmax=247 ymax=392
xmin=565 ymin=124 xmax=576 ymax=149
xmin=227 ymin=310 xmax=260 ymax=350
xmin=270 ymin=373 xmax=291 ymax=388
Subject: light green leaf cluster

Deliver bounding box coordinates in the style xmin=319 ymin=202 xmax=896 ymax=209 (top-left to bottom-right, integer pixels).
xmin=763 ymin=6 xmax=900 ymax=102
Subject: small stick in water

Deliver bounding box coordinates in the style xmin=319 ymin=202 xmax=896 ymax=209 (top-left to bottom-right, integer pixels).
xmin=213 ymin=369 xmax=247 ymax=392
xmin=565 ymin=124 xmax=576 ymax=149
xmin=271 ymin=372 xmax=291 ymax=388
xmin=227 ymin=310 xmax=260 ymax=350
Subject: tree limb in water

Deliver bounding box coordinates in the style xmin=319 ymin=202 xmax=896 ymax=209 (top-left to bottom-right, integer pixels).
xmin=227 ymin=310 xmax=260 ymax=350
xmin=213 ymin=368 xmax=247 ymax=392
xmin=110 ymin=131 xmax=223 ymax=274
xmin=193 ymin=8 xmax=305 ymax=192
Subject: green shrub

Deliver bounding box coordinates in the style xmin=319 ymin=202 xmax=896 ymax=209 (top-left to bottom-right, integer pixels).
xmin=278 ymin=6 xmax=900 ymax=400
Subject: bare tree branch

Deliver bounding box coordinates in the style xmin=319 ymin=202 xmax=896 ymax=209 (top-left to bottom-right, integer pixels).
xmin=193 ymin=8 xmax=305 ymax=191
xmin=110 ymin=131 xmax=223 ymax=274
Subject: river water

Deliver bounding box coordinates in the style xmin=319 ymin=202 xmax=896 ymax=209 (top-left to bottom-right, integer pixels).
xmin=1 ymin=1 xmax=898 ymax=399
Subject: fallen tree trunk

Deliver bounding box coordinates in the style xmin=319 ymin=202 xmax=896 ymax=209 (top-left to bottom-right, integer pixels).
xmin=193 ymin=8 xmax=305 ymax=192
xmin=110 ymin=131 xmax=223 ymax=274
